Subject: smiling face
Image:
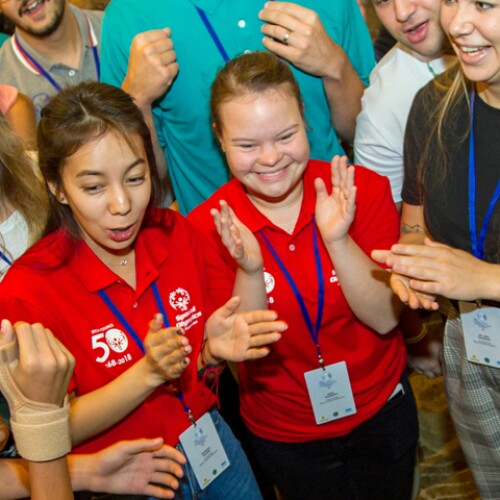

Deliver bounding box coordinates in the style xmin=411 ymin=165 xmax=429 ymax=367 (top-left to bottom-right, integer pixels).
xmin=1 ymin=0 xmax=66 ymax=37
xmin=50 ymin=130 xmax=152 ymax=262
xmin=373 ymin=0 xmax=446 ymax=60
xmin=216 ymin=87 xmax=310 ymax=209
xmin=441 ymin=0 xmax=500 ymax=99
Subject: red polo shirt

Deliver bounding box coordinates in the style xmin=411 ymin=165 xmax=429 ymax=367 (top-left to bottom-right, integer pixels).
xmin=189 ymin=160 xmax=406 ymax=442
xmin=0 ymin=210 xmax=233 ymax=453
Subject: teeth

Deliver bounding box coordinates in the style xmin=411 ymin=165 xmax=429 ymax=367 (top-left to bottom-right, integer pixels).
xmin=461 ymin=46 xmax=482 ymax=54
xmin=24 ymin=0 xmax=43 ymax=13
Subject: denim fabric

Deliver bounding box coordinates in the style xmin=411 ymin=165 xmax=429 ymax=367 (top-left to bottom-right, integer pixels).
xmin=246 ymin=372 xmax=419 ymax=500
xmin=174 ymin=408 xmax=263 ymax=500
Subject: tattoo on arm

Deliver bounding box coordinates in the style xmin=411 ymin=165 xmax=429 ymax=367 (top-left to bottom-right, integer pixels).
xmin=401 ymin=223 xmax=425 ymax=235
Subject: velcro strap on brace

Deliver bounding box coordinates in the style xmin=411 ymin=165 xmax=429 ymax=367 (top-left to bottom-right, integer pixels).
xmin=0 ymin=338 xmax=71 ymax=461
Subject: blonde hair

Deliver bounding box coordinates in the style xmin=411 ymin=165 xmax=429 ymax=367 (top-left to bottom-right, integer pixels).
xmin=0 ymin=113 xmax=48 ymax=247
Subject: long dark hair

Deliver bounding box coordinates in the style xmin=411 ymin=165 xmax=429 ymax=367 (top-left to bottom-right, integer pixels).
xmin=38 ymin=82 xmax=163 ymax=239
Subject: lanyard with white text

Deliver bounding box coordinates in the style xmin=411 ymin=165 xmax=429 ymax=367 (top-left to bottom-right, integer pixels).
xmin=98 ymin=281 xmax=196 ymax=425
xmin=468 ymin=90 xmax=500 ymax=260
xmin=12 ymin=15 xmax=100 ymax=92
xmin=260 ymin=220 xmax=326 ymax=369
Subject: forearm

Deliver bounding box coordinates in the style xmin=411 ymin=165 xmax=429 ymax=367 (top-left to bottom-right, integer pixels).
xmin=327 ymin=236 xmax=401 ymax=333
xmin=323 ymin=51 xmax=365 ymax=144
xmin=29 ymin=458 xmax=73 ymax=500
xmin=136 ymin=104 xmax=168 ymax=183
xmin=69 ymin=358 xmax=156 ymax=445
xmin=232 ymin=266 xmax=267 ymax=312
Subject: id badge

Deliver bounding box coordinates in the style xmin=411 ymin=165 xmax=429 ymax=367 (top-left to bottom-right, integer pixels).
xmin=459 ymin=301 xmax=500 ymax=369
xmin=304 ymin=361 xmax=357 ymax=425
xmin=179 ymin=412 xmax=230 ymax=490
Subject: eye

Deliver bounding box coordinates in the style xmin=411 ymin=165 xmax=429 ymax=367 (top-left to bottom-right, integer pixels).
xmin=82 ymin=184 xmax=103 ymax=194
xmin=278 ymin=132 xmax=296 ymax=142
xmin=237 ymin=143 xmax=256 ymax=151
xmin=126 ymin=175 xmax=146 ymax=185
xmin=373 ymin=0 xmax=391 ymax=6
xmin=476 ymin=0 xmax=493 ymax=9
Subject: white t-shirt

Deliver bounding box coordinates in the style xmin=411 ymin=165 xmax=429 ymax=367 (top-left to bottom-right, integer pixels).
xmin=354 ymin=43 xmax=456 ymax=204
xmin=0 ymin=210 xmax=28 ymax=280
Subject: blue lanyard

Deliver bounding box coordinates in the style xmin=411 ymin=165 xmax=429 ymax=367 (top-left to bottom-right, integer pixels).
xmin=260 ymin=220 xmax=326 ymax=368
xmin=13 ymin=15 xmax=100 ymax=92
xmin=98 ymin=281 xmax=196 ymax=425
xmin=195 ymin=6 xmax=229 ymax=63
xmin=0 ymin=250 xmax=12 ymax=267
xmin=468 ymin=90 xmax=500 ymax=260
xmin=98 ymin=281 xmax=169 ymax=354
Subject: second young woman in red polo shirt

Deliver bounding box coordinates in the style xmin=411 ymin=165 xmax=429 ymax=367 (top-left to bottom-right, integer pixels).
xmin=188 ymin=51 xmax=419 ymax=500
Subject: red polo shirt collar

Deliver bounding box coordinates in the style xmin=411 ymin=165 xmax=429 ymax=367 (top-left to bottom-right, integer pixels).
xmin=226 ymin=160 xmax=321 ymax=236
xmin=67 ymin=214 xmax=172 ymax=295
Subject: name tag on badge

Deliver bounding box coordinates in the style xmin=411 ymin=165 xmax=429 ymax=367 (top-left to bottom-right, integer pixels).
xmin=179 ymin=412 xmax=230 ymax=490
xmin=459 ymin=301 xmax=500 ymax=369
xmin=304 ymin=361 xmax=357 ymax=425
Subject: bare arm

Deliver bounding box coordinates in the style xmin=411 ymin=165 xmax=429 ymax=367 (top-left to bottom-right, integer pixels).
xmin=316 ymin=157 xmax=401 ymax=333
xmin=259 ymin=2 xmax=365 ymax=142
xmin=69 ymin=321 xmax=191 ymax=445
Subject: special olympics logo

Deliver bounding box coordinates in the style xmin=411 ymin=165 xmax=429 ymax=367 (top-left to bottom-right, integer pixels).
xmin=264 ymin=272 xmax=275 ymax=294
xmin=105 ymin=328 xmax=128 ymax=353
xmin=169 ymin=288 xmax=191 ymax=311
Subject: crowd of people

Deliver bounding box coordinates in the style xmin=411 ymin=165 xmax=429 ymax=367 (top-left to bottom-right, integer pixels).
xmin=0 ymin=0 xmax=498 ymax=498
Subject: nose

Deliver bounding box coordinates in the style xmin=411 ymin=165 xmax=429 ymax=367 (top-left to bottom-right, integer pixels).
xmin=108 ymin=185 xmax=132 ymax=215
xmin=446 ymin=4 xmax=474 ymax=38
xmin=259 ymin=143 xmax=282 ymax=167
xmin=394 ymin=0 xmax=417 ymax=23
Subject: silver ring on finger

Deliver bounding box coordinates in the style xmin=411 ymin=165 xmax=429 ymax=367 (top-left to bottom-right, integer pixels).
xmin=282 ymin=31 xmax=290 ymax=45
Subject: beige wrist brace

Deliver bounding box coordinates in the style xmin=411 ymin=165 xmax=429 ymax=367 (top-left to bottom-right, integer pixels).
xmin=0 ymin=338 xmax=71 ymax=462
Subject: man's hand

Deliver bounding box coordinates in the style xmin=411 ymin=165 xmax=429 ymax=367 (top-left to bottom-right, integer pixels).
xmin=122 ymin=29 xmax=178 ymax=109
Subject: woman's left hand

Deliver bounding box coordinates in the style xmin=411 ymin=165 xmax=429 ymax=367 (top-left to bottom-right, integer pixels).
xmin=204 ymin=297 xmax=287 ymax=363
xmin=377 ymin=238 xmax=497 ymax=302
xmin=211 ymin=200 xmax=263 ymax=273
xmin=314 ymin=155 xmax=356 ymax=246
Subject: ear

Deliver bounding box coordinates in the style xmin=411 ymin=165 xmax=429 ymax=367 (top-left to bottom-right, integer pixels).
xmin=47 ymin=181 xmax=68 ymax=205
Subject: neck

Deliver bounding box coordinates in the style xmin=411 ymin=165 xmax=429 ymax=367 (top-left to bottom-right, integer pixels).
xmin=17 ymin=7 xmax=81 ymax=67
xmin=477 ymin=83 xmax=500 ymax=109
xmin=248 ymin=182 xmax=304 ymax=234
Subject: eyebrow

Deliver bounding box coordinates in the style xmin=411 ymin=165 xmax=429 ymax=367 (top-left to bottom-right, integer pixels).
xmin=75 ymin=159 xmax=146 ymax=178
xmin=230 ymin=124 xmax=300 ymax=143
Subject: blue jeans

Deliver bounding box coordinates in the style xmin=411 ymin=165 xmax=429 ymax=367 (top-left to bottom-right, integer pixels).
xmin=174 ymin=408 xmax=262 ymax=500
xmin=246 ymin=372 xmax=418 ymax=500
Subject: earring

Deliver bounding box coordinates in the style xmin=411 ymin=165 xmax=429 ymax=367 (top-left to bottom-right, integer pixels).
xmin=58 ymin=195 xmax=66 ymax=203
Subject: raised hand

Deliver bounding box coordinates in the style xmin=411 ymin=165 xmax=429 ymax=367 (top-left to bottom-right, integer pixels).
xmin=259 ymin=2 xmax=342 ymax=78
xmin=144 ymin=314 xmax=191 ymax=385
xmin=122 ymin=28 xmax=178 ymax=108
xmin=204 ymin=297 xmax=287 ymax=363
xmin=314 ymin=155 xmax=356 ymax=247
xmin=0 ymin=320 xmax=74 ymax=408
xmin=211 ymin=200 xmax=263 ymax=273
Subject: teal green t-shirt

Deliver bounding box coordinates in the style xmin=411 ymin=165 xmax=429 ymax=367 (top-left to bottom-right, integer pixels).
xmin=101 ymin=0 xmax=375 ymax=214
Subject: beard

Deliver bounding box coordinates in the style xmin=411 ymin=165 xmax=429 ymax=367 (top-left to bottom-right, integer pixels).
xmin=16 ymin=0 xmax=66 ymax=37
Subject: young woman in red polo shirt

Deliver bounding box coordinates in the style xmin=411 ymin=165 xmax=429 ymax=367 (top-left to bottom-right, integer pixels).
xmin=188 ymin=51 xmax=419 ymax=500
xmin=0 ymin=82 xmax=287 ymax=500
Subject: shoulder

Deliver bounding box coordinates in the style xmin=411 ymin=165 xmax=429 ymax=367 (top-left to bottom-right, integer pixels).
xmin=0 ymin=84 xmax=18 ymax=114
